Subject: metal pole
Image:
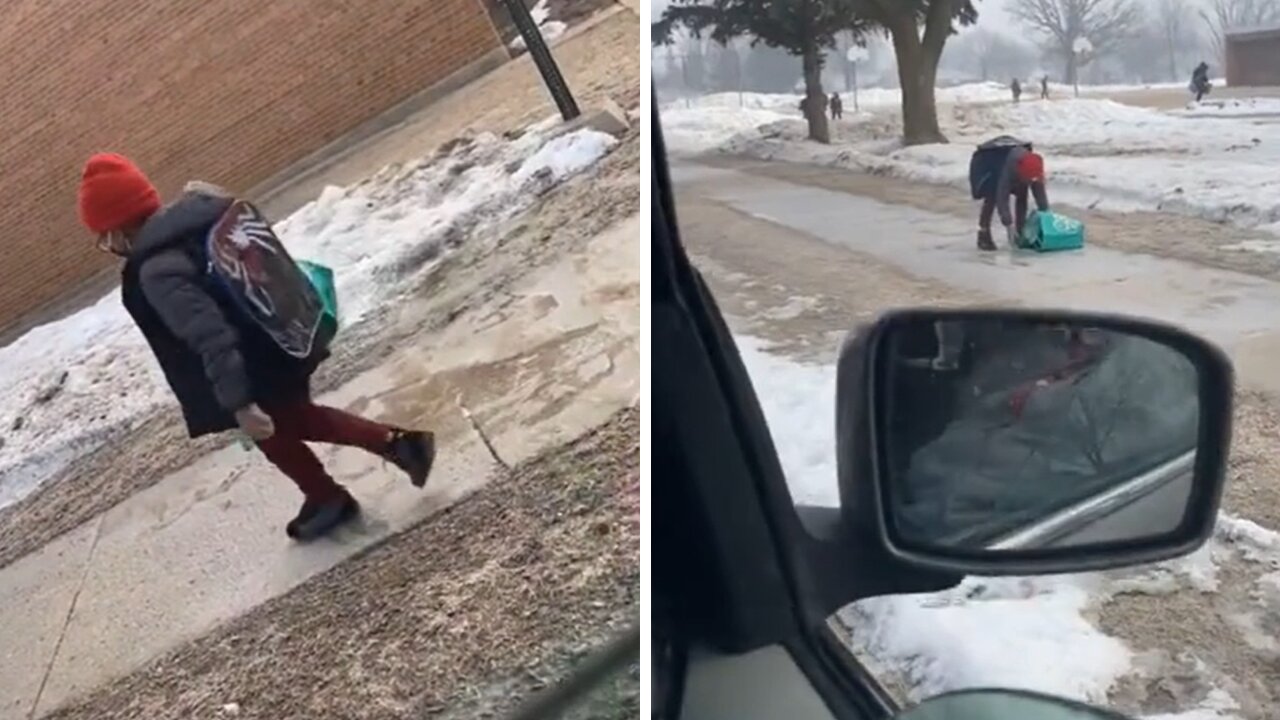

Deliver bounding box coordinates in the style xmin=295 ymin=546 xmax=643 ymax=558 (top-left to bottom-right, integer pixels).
xmin=853 ymin=62 xmax=859 ymax=113
xmin=502 ymin=0 xmax=580 ymax=120
xmin=737 ymin=47 xmax=744 ymax=107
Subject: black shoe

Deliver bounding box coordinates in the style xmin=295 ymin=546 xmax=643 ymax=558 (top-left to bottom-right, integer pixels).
xmin=286 ymin=492 xmax=360 ymax=541
xmin=385 ymin=430 xmax=436 ymax=488
xmin=977 ymin=230 xmax=997 ymax=251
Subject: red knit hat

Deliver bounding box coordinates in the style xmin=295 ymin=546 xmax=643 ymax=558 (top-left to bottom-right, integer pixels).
xmin=78 ymin=153 xmax=162 ymax=234
xmin=1017 ymin=152 xmax=1046 ymax=183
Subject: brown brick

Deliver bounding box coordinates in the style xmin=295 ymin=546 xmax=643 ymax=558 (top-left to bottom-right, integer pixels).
xmin=0 ymin=0 xmax=502 ymax=336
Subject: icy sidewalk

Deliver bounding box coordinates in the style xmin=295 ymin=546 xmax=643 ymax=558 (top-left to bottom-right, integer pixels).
xmin=0 ymin=217 xmax=639 ymax=720
xmin=0 ymin=119 xmax=618 ymax=512
xmin=677 ymin=164 xmax=1280 ymax=398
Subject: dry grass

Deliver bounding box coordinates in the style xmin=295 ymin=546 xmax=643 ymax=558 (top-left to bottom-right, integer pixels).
xmin=43 ymin=409 xmax=638 ymax=720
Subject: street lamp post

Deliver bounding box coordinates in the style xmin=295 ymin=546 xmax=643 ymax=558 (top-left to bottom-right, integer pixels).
xmin=845 ymin=45 xmax=869 ymax=113
xmin=1071 ymin=36 xmax=1093 ymax=98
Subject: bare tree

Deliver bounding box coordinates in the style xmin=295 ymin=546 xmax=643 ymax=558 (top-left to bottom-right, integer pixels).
xmin=1007 ymin=0 xmax=1141 ymax=86
xmin=945 ymin=28 xmax=1038 ymax=82
xmin=1199 ymin=0 xmax=1280 ymax=66
xmin=1154 ymin=0 xmax=1193 ymax=81
xmin=655 ymin=0 xmax=976 ymax=146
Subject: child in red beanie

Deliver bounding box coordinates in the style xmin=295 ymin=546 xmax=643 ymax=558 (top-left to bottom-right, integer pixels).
xmin=78 ymin=153 xmax=436 ymax=541
xmin=975 ymin=146 xmax=1050 ymax=251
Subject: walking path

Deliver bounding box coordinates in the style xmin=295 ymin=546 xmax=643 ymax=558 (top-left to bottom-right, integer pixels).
xmin=674 ymin=163 xmax=1280 ymax=396
xmin=1 ymin=217 xmax=639 ymax=720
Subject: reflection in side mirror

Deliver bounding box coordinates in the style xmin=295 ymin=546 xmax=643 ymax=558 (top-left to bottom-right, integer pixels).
xmin=849 ymin=310 xmax=1232 ymax=576
xmin=895 ymin=689 xmax=1133 ymax=720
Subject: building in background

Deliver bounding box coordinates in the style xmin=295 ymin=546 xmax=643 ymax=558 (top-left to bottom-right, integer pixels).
xmin=1225 ymin=25 xmax=1280 ymax=87
xmin=0 ymin=0 xmax=514 ymax=343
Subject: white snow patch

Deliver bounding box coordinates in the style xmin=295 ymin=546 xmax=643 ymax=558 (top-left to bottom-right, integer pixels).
xmin=761 ymin=295 xmax=821 ymax=321
xmin=509 ymin=0 xmax=568 ymax=50
xmin=514 ymin=129 xmax=618 ymax=184
xmin=846 ymin=575 xmax=1131 ymax=703
xmin=0 ymin=118 xmax=615 ymax=510
xmin=735 ymin=335 xmax=839 ymax=507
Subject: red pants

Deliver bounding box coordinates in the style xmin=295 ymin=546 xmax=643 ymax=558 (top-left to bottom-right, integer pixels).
xmin=256 ymin=400 xmax=392 ymax=501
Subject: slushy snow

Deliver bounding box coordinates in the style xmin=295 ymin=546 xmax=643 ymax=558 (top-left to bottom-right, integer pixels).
xmin=735 ymin=333 xmax=1253 ymax=719
xmin=0 ymin=119 xmax=617 ymax=510
xmin=661 ymin=83 xmax=1280 ymax=237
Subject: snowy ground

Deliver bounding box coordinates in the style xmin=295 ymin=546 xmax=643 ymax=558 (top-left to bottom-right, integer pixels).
xmin=660 ymin=82 xmax=1280 ymax=239
xmin=0 ymin=118 xmax=617 ymax=511
xmin=739 ymin=333 xmax=1274 ymax=720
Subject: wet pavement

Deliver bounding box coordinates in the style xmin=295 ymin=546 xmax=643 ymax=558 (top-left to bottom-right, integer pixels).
xmin=673 ymin=163 xmax=1280 ymax=396
xmin=0 ymin=216 xmax=639 ymax=720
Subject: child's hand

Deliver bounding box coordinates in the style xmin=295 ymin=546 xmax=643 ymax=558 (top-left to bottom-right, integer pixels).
xmin=235 ymin=403 xmax=276 ymax=441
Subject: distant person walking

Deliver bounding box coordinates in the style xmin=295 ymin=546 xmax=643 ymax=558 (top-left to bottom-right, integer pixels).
xmin=1190 ymin=62 xmax=1212 ymax=102
xmin=1040 ymin=75 xmax=1050 ymax=100
xmin=829 ymin=92 xmax=843 ymax=120
xmin=1012 ymin=78 xmax=1022 ymax=104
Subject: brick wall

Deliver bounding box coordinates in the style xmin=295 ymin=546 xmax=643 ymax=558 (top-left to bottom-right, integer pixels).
xmin=0 ymin=0 xmax=502 ymax=336
xmin=1225 ymin=28 xmax=1280 ymax=87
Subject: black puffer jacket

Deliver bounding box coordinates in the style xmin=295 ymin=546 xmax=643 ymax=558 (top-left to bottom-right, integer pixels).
xmin=121 ymin=187 xmax=317 ymax=437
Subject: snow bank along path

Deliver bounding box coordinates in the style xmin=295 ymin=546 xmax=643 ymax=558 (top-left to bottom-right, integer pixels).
xmin=738 ymin=335 xmax=1267 ymax=720
xmin=660 ymin=83 xmax=1280 ymax=240
xmin=0 ymin=118 xmax=618 ymax=511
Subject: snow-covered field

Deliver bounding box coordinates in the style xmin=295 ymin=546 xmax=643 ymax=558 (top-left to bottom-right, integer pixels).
xmin=737 ymin=333 xmax=1273 ymax=720
xmin=660 ymin=83 xmax=1280 ymax=239
xmin=0 ymin=118 xmax=617 ymax=510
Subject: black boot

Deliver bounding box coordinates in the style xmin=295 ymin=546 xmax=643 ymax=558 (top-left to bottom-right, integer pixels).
xmin=286 ymin=492 xmax=360 ymax=541
xmin=977 ymin=229 xmax=997 ymax=251
xmin=385 ymin=430 xmax=436 ymax=488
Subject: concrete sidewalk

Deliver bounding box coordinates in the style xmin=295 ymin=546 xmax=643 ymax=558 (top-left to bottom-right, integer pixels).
xmin=1 ymin=217 xmax=639 ymax=720
xmin=675 ymin=164 xmax=1280 ymax=396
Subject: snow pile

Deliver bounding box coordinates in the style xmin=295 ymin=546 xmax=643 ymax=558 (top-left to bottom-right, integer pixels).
xmin=736 ymin=333 xmax=1249 ymax=717
xmin=659 ymin=101 xmax=795 ymax=156
xmin=510 ymin=0 xmax=567 ymax=51
xmin=0 ymin=119 xmax=617 ymax=510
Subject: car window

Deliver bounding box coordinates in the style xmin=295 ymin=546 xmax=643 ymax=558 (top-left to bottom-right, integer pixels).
xmin=652 ymin=3 xmax=1253 ymax=718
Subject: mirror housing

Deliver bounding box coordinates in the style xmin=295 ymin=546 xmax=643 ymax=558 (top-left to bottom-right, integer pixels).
xmin=894 ymin=688 xmax=1135 ymax=720
xmin=835 ymin=308 xmax=1233 ymax=577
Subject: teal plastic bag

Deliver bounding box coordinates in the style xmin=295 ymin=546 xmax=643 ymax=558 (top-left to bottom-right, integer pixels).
xmin=1020 ymin=210 xmax=1085 ymax=252
xmin=297 ymin=260 xmax=340 ymax=331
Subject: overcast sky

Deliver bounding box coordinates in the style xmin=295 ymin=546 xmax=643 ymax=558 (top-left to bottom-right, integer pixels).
xmin=649 ymin=0 xmax=1022 ymax=36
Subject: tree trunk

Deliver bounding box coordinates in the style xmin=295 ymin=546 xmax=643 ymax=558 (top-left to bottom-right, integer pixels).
xmin=801 ymin=43 xmax=830 ymax=144
xmin=892 ymin=22 xmax=945 ymax=146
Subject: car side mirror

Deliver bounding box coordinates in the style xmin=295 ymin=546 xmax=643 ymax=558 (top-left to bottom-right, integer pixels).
xmin=895 ymin=688 xmax=1135 ymax=720
xmin=836 ymin=309 xmax=1233 ymax=576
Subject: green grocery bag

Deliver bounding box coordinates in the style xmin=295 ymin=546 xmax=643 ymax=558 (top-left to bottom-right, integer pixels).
xmin=1020 ymin=211 xmax=1086 ymax=252
xmin=297 ymin=260 xmax=340 ymax=332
